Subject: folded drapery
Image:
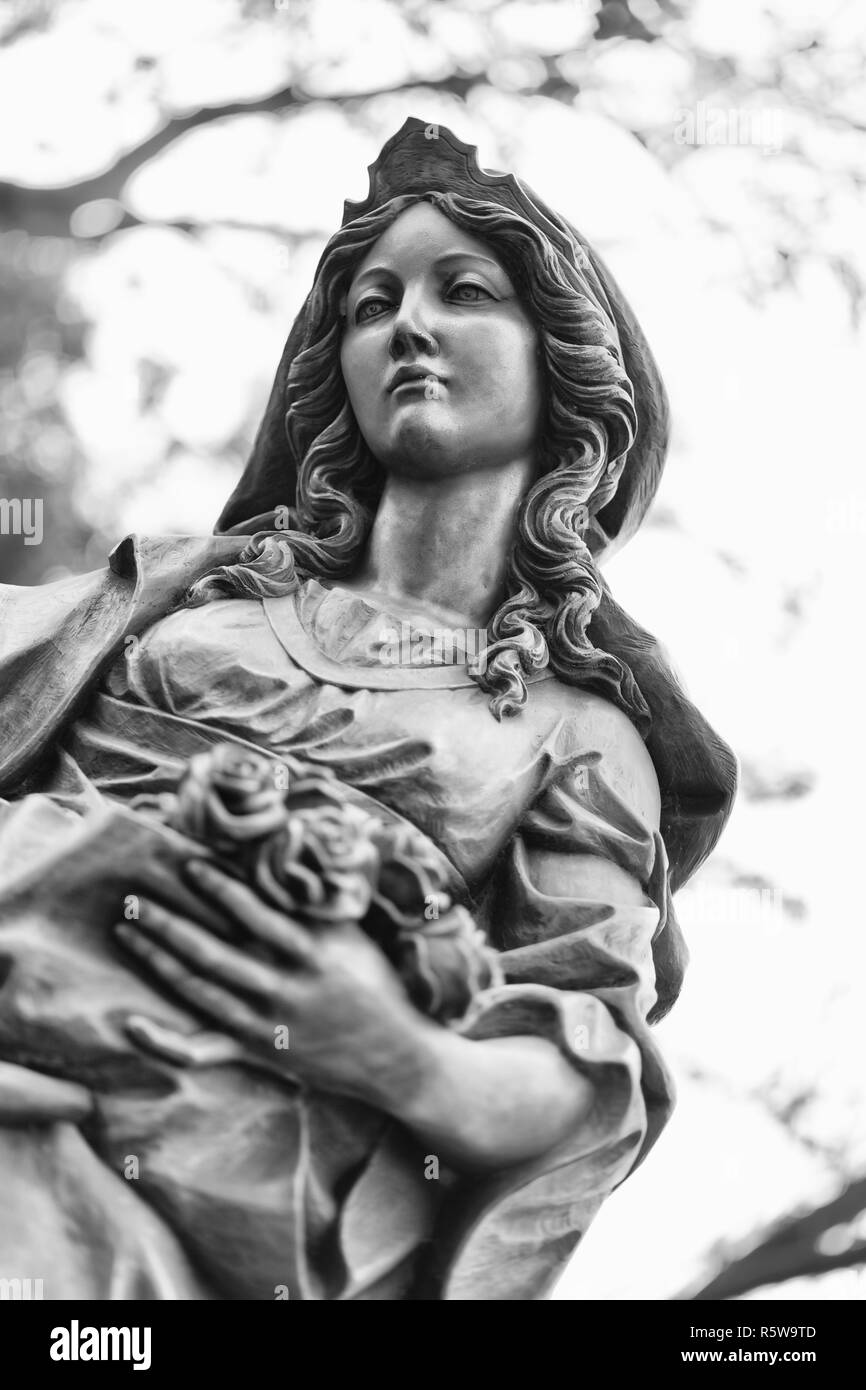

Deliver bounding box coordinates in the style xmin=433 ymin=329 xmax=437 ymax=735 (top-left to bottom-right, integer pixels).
xmin=0 ymin=677 xmax=672 ymax=1299
xmin=0 ymin=538 xmax=727 ymax=1298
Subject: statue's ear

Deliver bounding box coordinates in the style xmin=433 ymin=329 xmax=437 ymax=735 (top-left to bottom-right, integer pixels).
xmin=215 ymin=291 xmax=313 ymax=534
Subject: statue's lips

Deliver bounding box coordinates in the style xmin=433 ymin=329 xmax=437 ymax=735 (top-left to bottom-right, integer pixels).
xmin=387 ymin=368 xmax=446 ymax=394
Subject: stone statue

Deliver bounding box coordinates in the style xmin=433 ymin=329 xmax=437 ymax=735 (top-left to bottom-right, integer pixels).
xmin=0 ymin=118 xmax=737 ymax=1300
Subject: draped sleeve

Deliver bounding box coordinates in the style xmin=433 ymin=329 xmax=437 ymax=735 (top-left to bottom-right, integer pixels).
xmin=431 ymin=710 xmax=685 ymax=1301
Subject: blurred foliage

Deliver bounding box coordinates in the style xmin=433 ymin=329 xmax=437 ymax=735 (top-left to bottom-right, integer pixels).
xmin=2 ymin=0 xmax=863 ymax=288
xmin=0 ymin=0 xmax=864 ymax=587
xmin=0 ymin=232 xmax=110 ymax=583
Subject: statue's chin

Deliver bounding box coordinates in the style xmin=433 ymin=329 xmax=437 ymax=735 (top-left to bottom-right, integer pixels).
xmin=379 ymin=415 xmax=524 ymax=481
xmin=379 ymin=409 xmax=468 ymax=477
xmin=375 ymin=398 xmax=537 ymax=482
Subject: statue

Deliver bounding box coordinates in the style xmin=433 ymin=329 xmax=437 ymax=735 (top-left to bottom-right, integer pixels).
xmin=0 ymin=119 xmax=737 ymax=1300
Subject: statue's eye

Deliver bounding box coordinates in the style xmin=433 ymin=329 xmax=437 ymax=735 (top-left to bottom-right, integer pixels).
xmin=355 ymin=297 xmax=392 ymax=324
xmin=448 ymin=281 xmax=493 ymax=304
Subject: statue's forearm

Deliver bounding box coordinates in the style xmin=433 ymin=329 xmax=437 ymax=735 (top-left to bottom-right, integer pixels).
xmin=373 ymin=1021 xmax=596 ymax=1173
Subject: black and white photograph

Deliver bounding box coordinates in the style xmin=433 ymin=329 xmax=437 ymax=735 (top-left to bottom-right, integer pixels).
xmin=0 ymin=0 xmax=862 ymax=1347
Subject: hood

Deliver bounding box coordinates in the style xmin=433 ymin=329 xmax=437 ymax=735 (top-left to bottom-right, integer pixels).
xmin=212 ymin=117 xmax=736 ymax=897
xmin=216 ymin=116 xmax=669 ymax=561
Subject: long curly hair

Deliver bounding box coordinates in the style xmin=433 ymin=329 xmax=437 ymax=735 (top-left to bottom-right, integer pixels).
xmin=189 ymin=191 xmax=649 ymax=729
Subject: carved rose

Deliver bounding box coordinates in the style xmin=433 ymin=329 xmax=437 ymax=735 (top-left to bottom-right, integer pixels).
xmin=369 ymin=820 xmax=453 ymax=927
xmin=252 ymin=801 xmax=380 ymax=924
xmin=391 ymin=906 xmax=503 ymax=1022
xmin=163 ymin=743 xmax=499 ymax=1021
xmin=166 ymin=745 xmax=288 ymax=848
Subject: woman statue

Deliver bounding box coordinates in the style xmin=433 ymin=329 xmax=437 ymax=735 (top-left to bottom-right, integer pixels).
xmin=0 ymin=119 xmax=737 ymax=1301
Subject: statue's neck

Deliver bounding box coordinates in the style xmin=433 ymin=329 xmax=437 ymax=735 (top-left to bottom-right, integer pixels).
xmin=345 ymin=461 xmax=534 ymax=630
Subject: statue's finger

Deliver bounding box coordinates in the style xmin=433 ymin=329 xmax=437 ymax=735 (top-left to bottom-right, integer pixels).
xmin=125 ymin=1014 xmax=300 ymax=1087
xmin=0 ymin=1060 xmax=93 ymax=1124
xmin=183 ymin=860 xmax=316 ymax=965
xmin=123 ymin=902 xmax=292 ymax=1001
xmin=114 ymin=925 xmax=271 ymax=1041
xmin=124 ymin=1016 xmax=247 ymax=1068
xmin=124 ymin=1013 xmax=199 ymax=1064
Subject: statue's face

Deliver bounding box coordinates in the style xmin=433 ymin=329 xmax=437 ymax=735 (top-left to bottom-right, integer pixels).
xmin=340 ymin=202 xmax=542 ymax=479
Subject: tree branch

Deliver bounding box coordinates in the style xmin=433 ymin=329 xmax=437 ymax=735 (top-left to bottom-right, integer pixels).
xmin=679 ymin=1176 xmax=866 ymax=1300
xmin=0 ymin=82 xmax=306 ymax=234
xmin=0 ymin=56 xmax=578 ymax=237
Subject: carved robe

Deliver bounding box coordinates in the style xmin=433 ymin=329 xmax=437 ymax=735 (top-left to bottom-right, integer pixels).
xmin=0 ymin=532 xmax=735 ymax=1299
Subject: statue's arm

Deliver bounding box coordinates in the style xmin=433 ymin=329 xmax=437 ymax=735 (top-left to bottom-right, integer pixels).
xmin=376 ymin=1002 xmax=598 ymax=1171
xmin=404 ymin=714 xmax=670 ymax=1175
xmin=115 ymin=859 xmax=595 ymax=1172
xmin=115 ymin=704 xmax=664 ymax=1176
xmin=116 ymin=835 xmax=660 ymax=1176
xmin=387 ymin=844 xmax=658 ymax=1171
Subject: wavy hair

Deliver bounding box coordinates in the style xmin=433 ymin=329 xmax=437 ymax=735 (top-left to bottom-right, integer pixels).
xmin=189 ymin=191 xmax=649 ymax=728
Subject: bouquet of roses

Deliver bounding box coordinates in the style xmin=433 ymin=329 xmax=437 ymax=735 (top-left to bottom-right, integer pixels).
xmin=136 ymin=742 xmax=501 ymax=1024
xmin=0 ymin=743 xmax=501 ymax=1299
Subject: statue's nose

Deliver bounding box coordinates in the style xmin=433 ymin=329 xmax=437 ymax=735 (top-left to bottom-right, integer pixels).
xmin=389 ymin=295 xmax=439 ymax=360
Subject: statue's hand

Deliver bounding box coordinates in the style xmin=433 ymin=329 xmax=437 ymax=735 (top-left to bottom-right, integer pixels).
xmin=113 ymin=860 xmax=432 ymax=1107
